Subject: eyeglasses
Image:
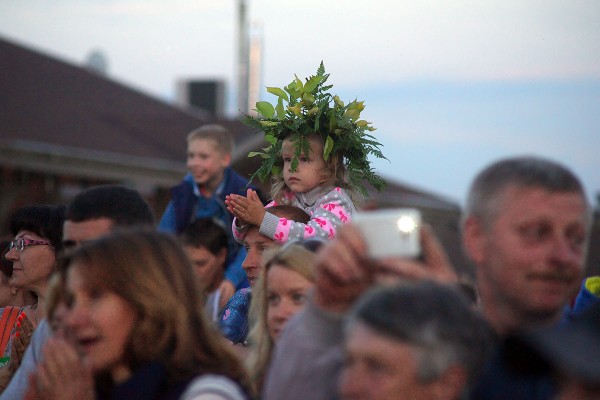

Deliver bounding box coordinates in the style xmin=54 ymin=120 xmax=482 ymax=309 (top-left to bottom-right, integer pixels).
xmin=8 ymin=238 xmax=52 ymax=252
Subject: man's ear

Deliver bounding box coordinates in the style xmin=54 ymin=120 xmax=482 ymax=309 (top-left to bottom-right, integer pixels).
xmin=463 ymin=216 xmax=486 ymax=265
xmin=430 ymin=365 xmax=468 ymax=400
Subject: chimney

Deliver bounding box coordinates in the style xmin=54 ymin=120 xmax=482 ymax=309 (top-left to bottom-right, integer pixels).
xmin=176 ymin=79 xmax=226 ymax=117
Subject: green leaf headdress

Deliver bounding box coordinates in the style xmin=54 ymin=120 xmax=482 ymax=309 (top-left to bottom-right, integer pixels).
xmin=243 ymin=62 xmax=387 ymax=196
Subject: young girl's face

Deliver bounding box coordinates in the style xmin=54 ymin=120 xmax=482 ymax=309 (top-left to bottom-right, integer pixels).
xmin=282 ymin=135 xmax=327 ymax=194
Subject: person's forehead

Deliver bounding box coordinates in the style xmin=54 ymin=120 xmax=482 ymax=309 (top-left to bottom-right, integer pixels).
xmin=14 ymin=230 xmax=45 ymax=240
xmin=267 ymin=264 xmax=312 ymax=288
xmin=346 ymin=321 xmax=416 ymax=360
xmin=243 ymin=228 xmax=275 ymax=247
xmin=495 ymin=185 xmax=587 ymax=219
xmin=188 ymin=138 xmax=220 ymax=152
xmin=281 ymin=139 xmax=295 ymax=153
xmin=183 ymin=245 xmax=212 ymax=258
xmin=63 ymin=218 xmax=114 ymax=242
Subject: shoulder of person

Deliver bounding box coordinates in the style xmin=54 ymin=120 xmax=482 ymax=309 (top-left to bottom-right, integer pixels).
xmin=171 ymin=175 xmax=196 ymax=195
xmin=180 ymin=374 xmax=247 ymax=400
xmin=226 ymin=288 xmax=252 ymax=307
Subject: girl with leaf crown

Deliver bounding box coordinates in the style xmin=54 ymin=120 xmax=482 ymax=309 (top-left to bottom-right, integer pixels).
xmin=225 ymin=62 xmax=386 ymax=244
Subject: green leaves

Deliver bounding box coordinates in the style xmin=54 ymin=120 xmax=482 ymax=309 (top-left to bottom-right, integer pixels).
xmin=344 ymin=100 xmax=365 ymax=122
xmin=267 ymin=87 xmax=289 ymax=102
xmin=275 ymin=98 xmax=285 ymax=119
xmin=264 ymin=134 xmax=277 ymax=145
xmin=256 ymin=101 xmax=275 ymax=118
xmin=302 ymin=92 xmax=315 ymax=105
xmin=287 ymin=104 xmax=302 ymax=116
xmin=243 ymin=61 xmax=388 ymax=194
xmin=316 ymin=61 xmax=326 ymax=76
xmin=323 ymin=135 xmax=334 ymax=161
xmin=304 ymin=75 xmax=324 ymax=94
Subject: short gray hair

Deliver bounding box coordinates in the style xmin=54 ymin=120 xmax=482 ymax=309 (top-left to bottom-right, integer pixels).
xmin=347 ymin=281 xmax=492 ymax=384
xmin=464 ymin=156 xmax=588 ymax=229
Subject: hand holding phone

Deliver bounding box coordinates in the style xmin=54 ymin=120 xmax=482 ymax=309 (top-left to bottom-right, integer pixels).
xmin=352 ymin=208 xmax=421 ymax=259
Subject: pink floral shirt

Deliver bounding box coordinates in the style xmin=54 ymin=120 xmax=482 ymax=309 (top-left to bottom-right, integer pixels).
xmin=233 ymin=186 xmax=356 ymax=244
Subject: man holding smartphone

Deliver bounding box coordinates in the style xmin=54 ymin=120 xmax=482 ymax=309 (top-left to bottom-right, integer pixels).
xmin=263 ymin=155 xmax=591 ymax=400
xmin=263 ymin=222 xmax=460 ymax=400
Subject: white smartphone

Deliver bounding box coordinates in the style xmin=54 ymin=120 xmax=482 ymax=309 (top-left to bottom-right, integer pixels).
xmin=352 ymin=208 xmax=421 ymax=259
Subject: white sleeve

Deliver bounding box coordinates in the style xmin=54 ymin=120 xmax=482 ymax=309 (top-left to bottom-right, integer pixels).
xmin=180 ymin=374 xmax=247 ymax=400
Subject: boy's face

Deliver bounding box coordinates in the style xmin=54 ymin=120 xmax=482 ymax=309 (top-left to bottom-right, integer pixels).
xmin=187 ymin=138 xmax=231 ymax=188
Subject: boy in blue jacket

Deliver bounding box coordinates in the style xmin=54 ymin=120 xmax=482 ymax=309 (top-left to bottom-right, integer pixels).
xmin=159 ymin=124 xmax=260 ymax=293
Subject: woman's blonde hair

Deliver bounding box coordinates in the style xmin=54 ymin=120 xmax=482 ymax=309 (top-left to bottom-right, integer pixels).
xmin=246 ymin=243 xmax=317 ymax=392
xmin=271 ymin=133 xmax=357 ymax=205
xmin=59 ymin=229 xmax=251 ymax=394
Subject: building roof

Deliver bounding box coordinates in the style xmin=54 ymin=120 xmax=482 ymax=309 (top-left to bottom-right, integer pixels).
xmin=0 ymin=36 xmax=266 ymax=186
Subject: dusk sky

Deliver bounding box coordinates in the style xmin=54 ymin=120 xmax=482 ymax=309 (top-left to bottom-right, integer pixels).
xmin=2 ymin=1 xmax=599 ymax=205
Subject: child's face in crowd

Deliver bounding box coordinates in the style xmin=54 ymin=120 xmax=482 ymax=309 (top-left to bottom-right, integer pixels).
xmin=282 ymin=135 xmax=327 ymax=194
xmin=64 ymin=263 xmax=137 ymax=383
xmin=183 ymin=245 xmax=226 ymax=293
xmin=266 ymin=264 xmax=313 ymax=341
xmin=187 ymin=138 xmax=231 ymax=189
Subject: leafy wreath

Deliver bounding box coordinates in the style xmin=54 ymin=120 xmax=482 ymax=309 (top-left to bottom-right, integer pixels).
xmin=243 ymin=62 xmax=387 ymax=196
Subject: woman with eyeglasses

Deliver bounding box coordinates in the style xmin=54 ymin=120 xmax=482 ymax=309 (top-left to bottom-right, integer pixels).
xmin=0 ymin=240 xmax=36 ymax=310
xmin=0 ymin=204 xmax=65 ymax=391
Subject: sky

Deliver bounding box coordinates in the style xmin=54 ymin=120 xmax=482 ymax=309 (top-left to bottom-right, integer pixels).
xmin=1 ymin=0 xmax=599 ymax=205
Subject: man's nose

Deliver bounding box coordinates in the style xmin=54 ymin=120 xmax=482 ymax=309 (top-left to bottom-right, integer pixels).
xmin=242 ymin=250 xmax=259 ymax=271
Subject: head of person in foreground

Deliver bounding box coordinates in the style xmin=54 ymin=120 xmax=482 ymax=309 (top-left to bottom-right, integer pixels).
xmin=339 ymin=281 xmax=493 ymax=400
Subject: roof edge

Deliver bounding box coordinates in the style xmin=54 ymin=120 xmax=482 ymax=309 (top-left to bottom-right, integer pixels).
xmin=1 ymin=140 xmax=185 ymax=186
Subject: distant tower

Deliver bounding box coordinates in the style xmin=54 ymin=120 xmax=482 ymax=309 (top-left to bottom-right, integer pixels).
xmin=247 ymin=22 xmax=263 ymax=116
xmin=85 ymin=49 xmax=108 ymax=76
xmin=237 ymin=0 xmax=250 ymax=115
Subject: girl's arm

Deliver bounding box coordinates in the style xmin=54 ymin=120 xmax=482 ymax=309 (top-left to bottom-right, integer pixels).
xmin=227 ymin=190 xmax=273 ymax=243
xmin=228 ymin=195 xmax=276 ymax=243
xmin=260 ymin=187 xmax=354 ymax=243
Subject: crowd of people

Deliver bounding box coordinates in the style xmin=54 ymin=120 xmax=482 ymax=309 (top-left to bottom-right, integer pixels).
xmin=0 ymin=64 xmax=598 ymax=399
